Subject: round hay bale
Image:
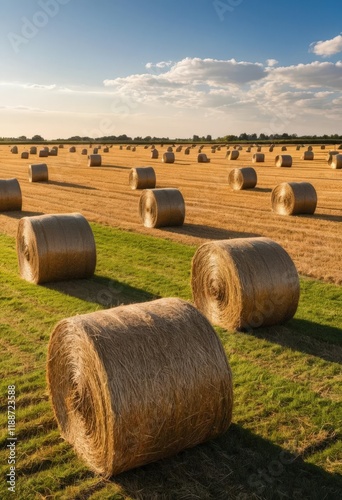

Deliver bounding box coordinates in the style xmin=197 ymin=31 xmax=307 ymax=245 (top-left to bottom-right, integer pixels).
xmin=228 ymin=167 xmax=257 ymax=190
xmin=28 ymin=164 xmax=48 ymax=183
xmin=69 ymin=147 xmax=76 ymax=153
xmin=329 ymin=153 xmax=342 ymax=169
xmin=43 ymin=147 xmax=49 ymax=152
xmin=0 ymin=178 xmax=22 ymax=211
xmin=51 ymin=146 xmax=58 ymax=151
xmin=184 ymin=147 xmax=191 ymax=155
xmin=217 ymin=146 xmax=221 ymax=151
xmin=281 ymin=146 xmax=287 ymax=151
xmin=268 ymin=146 xmax=274 ymax=152
xmin=39 ymin=149 xmax=48 ymax=158
xmin=320 ymin=145 xmax=326 ymax=150
xmin=301 ymin=151 xmax=314 ymax=160
xmin=307 ymin=145 xmax=313 ymax=151
xmin=88 ymin=154 xmax=102 ymax=167
xmin=126 ymin=145 xmax=131 ymax=151
xmin=275 ymin=155 xmax=292 ymax=168
xmin=92 ymin=148 xmax=99 ymax=154
xmin=129 ymin=167 xmax=156 ymax=190
xmin=252 ymin=153 xmax=265 ymax=163
xmin=256 ymin=146 xmax=262 ymax=152
xmin=30 ymin=146 xmax=37 ymax=154
xmin=191 ymin=237 xmax=299 ymax=331
xmin=131 ymin=146 xmax=136 ymax=152
xmin=229 ymin=150 xmax=239 ymax=160
xmin=167 ymin=146 xmax=173 ymax=152
xmin=48 ymin=148 xmax=58 ymax=156
xmin=139 ymin=188 xmax=185 ymax=228
xmin=151 ymin=149 xmax=159 ymax=159
xmin=47 ymin=297 xmax=233 ymax=477
xmin=176 ymin=146 xmax=182 ymax=153
xmin=211 ymin=147 xmax=216 ymax=153
xmin=81 ymin=148 xmax=88 ymax=155
xmin=144 ymin=145 xmax=149 ymax=149
xmin=21 ymin=152 xmax=29 ymax=159
xmin=326 ymin=150 xmax=338 ymax=162
xmin=246 ymin=147 xmax=251 ymax=153
xmin=11 ymin=146 xmax=18 ymax=154
xmin=237 ymin=146 xmax=243 ymax=151
xmin=119 ymin=145 xmax=123 ymax=150
xmin=296 ymin=146 xmax=301 ymax=151
xmin=103 ymin=147 xmax=109 ymax=153
xmin=271 ymin=182 xmax=317 ymax=215
xmin=162 ymin=152 xmax=175 ymax=164
xmin=17 ymin=213 xmax=96 ymax=284
xmin=58 ymin=144 xmax=64 ymax=149
xmin=197 ymin=153 xmax=210 ymax=163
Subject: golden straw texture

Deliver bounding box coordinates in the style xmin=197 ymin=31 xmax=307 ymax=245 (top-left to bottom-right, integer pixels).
xmin=162 ymin=152 xmax=175 ymax=163
xmin=328 ymin=153 xmax=342 ymax=169
xmin=228 ymin=167 xmax=257 ymax=190
xmin=191 ymin=237 xmax=299 ymax=331
xmin=0 ymin=178 xmax=22 ymax=211
xmin=271 ymin=182 xmax=317 ymax=215
xmin=139 ymin=188 xmax=185 ymax=228
xmin=129 ymin=167 xmax=156 ymax=190
xmin=252 ymin=153 xmax=265 ymax=163
xmin=88 ymin=154 xmax=102 ymax=167
xmin=47 ymin=297 xmax=233 ymax=477
xmin=28 ymin=164 xmax=48 ymax=183
xmin=16 ymin=213 xmax=96 ymax=284
xmin=275 ymin=155 xmax=292 ymax=167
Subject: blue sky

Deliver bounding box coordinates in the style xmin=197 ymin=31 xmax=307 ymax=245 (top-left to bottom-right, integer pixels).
xmin=0 ymin=0 xmax=342 ymax=139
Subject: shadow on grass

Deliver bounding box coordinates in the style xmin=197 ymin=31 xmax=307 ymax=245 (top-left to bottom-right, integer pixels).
xmin=113 ymin=424 xmax=342 ymax=500
xmin=44 ymin=275 xmax=158 ymax=307
xmin=250 ymin=319 xmax=342 ymax=364
xmin=48 ymin=180 xmax=97 ymax=190
xmin=4 ymin=210 xmax=45 ymax=219
xmin=163 ymin=223 xmax=260 ymax=241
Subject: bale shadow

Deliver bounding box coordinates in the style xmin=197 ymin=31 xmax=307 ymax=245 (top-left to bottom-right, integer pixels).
xmin=250 ymin=319 xmax=342 ymax=364
xmin=252 ymin=187 xmax=272 ymax=193
xmin=97 ymin=165 xmax=131 ymax=170
xmin=163 ymin=224 xmax=260 ymax=241
xmin=44 ymin=275 xmax=158 ymax=307
xmin=113 ymin=424 xmax=342 ymax=500
xmin=48 ymin=180 xmax=97 ymax=190
xmin=310 ymin=213 xmax=342 ymax=222
xmin=3 ymin=210 xmax=45 ymax=219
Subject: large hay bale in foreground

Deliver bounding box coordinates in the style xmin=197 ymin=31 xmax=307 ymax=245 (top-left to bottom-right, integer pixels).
xmin=252 ymin=153 xmax=265 ymax=163
xmin=191 ymin=237 xmax=299 ymax=331
xmin=0 ymin=178 xmax=22 ymax=211
xmin=139 ymin=188 xmax=185 ymax=228
xmin=228 ymin=167 xmax=257 ymax=190
xmin=328 ymin=153 xmax=342 ymax=169
xmin=275 ymin=155 xmax=292 ymax=167
xmin=301 ymin=151 xmax=314 ymax=160
xmin=162 ymin=152 xmax=175 ymax=163
xmin=271 ymin=182 xmax=317 ymax=215
xmin=129 ymin=167 xmax=156 ymax=190
xmin=88 ymin=154 xmax=102 ymax=167
xmin=28 ymin=164 xmax=48 ymax=183
xmin=47 ymin=297 xmax=233 ymax=477
xmin=17 ymin=213 xmax=96 ymax=284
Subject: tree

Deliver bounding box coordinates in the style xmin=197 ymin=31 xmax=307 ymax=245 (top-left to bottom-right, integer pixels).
xmin=31 ymin=134 xmax=44 ymax=141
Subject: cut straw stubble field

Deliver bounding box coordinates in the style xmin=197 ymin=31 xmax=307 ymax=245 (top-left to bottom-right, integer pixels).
xmin=0 ymin=144 xmax=341 ymax=283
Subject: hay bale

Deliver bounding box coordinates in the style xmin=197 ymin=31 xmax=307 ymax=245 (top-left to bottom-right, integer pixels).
xmin=326 ymin=151 xmax=338 ymax=162
xmin=217 ymin=146 xmax=221 ymax=151
xmin=69 ymin=146 xmax=76 ymax=153
xmin=0 ymin=178 xmax=22 ymax=211
xmin=131 ymin=146 xmax=136 ymax=152
xmin=51 ymin=146 xmax=58 ymax=151
xmin=296 ymin=146 xmax=301 ymax=151
xmin=139 ymin=188 xmax=185 ymax=228
xmin=17 ymin=213 xmax=96 ymax=284
xmin=144 ymin=145 xmax=149 ymax=149
xmin=176 ymin=146 xmax=182 ymax=152
xmin=88 ymin=154 xmax=102 ymax=167
xmin=58 ymin=144 xmax=64 ymax=149
xmin=271 ymin=182 xmax=317 ymax=215
xmin=197 ymin=153 xmax=210 ymax=163
xmin=256 ymin=146 xmax=262 ymax=152
xmin=93 ymin=148 xmax=99 ymax=154
xmin=151 ymin=149 xmax=159 ymax=159
xmin=28 ymin=164 xmax=48 ymax=183
xmin=211 ymin=147 xmax=216 ymax=153
xmin=126 ymin=145 xmax=131 ymax=151
xmin=275 ymin=155 xmax=292 ymax=167
xmin=229 ymin=150 xmax=239 ymax=160
xmin=281 ymin=146 xmax=287 ymax=151
xmin=329 ymin=153 xmax=342 ymax=169
xmin=30 ymin=146 xmax=37 ymax=154
xmin=191 ymin=237 xmax=299 ymax=331
xmin=48 ymin=148 xmax=58 ymax=156
xmin=81 ymin=149 xmax=88 ymax=155
xmin=320 ymin=145 xmax=326 ymax=150
xmin=246 ymin=147 xmax=251 ymax=153
xmin=307 ymin=145 xmax=313 ymax=151
xmin=103 ymin=147 xmax=109 ymax=153
xmin=301 ymin=151 xmax=314 ymax=160
xmin=129 ymin=167 xmax=156 ymax=190
xmin=43 ymin=147 xmax=49 ymax=152
xmin=119 ymin=145 xmax=123 ymax=150
xmin=47 ymin=297 xmax=233 ymax=477
xmin=252 ymin=153 xmax=265 ymax=163
xmin=184 ymin=147 xmax=191 ymax=155
xmin=21 ymin=152 xmax=29 ymax=159
xmin=269 ymin=146 xmax=274 ymax=152
xmin=162 ymin=152 xmax=175 ymax=164
xmin=39 ymin=149 xmax=48 ymax=158
xmin=167 ymin=146 xmax=173 ymax=152
xmin=11 ymin=146 xmax=18 ymax=154
xmin=228 ymin=167 xmax=257 ymax=190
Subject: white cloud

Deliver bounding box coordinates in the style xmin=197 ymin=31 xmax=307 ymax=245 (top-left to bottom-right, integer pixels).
xmin=266 ymin=61 xmax=342 ymax=90
xmin=310 ymin=34 xmax=342 ymax=56
xmin=266 ymin=59 xmax=278 ymax=67
xmin=145 ymin=60 xmax=173 ymax=69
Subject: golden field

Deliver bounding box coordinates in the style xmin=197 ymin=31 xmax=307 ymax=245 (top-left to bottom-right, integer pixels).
xmin=0 ymin=143 xmax=341 ymax=283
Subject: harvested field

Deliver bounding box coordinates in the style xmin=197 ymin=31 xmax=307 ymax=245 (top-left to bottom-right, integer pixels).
xmin=0 ymin=144 xmax=340 ymax=283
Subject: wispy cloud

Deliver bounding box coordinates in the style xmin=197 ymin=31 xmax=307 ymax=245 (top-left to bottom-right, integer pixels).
xmin=310 ymin=33 xmax=342 ymax=57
